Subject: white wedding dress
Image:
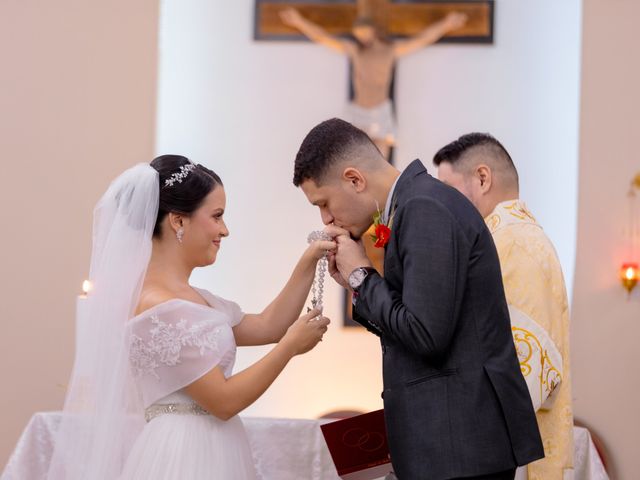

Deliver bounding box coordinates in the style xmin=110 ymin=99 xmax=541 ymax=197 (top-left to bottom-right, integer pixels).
xmin=120 ymin=289 xmax=257 ymax=480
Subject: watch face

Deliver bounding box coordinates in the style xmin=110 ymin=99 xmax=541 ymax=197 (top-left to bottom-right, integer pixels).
xmin=349 ymin=268 xmax=366 ymax=289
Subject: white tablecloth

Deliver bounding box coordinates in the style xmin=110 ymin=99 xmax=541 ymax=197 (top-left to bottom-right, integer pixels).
xmin=2 ymin=412 xmax=608 ymax=480
xmin=572 ymin=426 xmax=610 ymax=480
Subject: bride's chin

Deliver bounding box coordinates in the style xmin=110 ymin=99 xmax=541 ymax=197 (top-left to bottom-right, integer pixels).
xmin=197 ymin=251 xmax=218 ymax=267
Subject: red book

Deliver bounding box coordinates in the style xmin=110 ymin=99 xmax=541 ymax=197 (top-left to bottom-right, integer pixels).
xmin=320 ymin=409 xmax=394 ymax=480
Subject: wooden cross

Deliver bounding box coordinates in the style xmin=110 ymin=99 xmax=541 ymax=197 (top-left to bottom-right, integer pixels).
xmin=255 ymin=0 xmax=494 ymax=43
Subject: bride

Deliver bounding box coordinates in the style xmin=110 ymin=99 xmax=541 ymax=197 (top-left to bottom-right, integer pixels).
xmin=46 ymin=155 xmax=334 ymax=480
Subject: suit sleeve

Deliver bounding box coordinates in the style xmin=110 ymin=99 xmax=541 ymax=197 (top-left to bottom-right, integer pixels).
xmin=354 ymin=197 xmax=471 ymax=359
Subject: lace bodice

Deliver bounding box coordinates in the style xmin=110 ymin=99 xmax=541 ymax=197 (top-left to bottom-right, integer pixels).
xmin=128 ymin=289 xmax=244 ymax=407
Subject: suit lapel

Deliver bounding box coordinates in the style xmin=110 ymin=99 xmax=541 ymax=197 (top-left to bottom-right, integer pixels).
xmin=382 ymin=159 xmax=427 ymax=271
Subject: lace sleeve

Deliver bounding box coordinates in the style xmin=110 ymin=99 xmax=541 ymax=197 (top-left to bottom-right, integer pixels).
xmin=128 ymin=301 xmax=236 ymax=407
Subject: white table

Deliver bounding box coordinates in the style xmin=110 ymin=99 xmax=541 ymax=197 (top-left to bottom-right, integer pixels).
xmin=0 ymin=413 xmax=343 ymax=480
xmin=1 ymin=412 xmax=608 ymax=479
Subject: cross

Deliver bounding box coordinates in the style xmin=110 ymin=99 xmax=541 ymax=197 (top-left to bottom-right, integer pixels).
xmin=255 ymin=0 xmax=494 ymax=43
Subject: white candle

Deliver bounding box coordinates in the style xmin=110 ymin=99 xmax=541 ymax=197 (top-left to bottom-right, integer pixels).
xmin=73 ymin=280 xmax=94 ymax=409
xmin=75 ymin=281 xmax=92 ymax=376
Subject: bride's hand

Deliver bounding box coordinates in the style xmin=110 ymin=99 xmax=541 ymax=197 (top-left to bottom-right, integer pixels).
xmin=304 ymin=238 xmax=337 ymax=262
xmin=281 ymin=309 xmax=330 ymax=356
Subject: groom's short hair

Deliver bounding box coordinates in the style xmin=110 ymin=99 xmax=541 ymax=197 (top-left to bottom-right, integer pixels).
xmin=293 ymin=118 xmax=381 ymax=186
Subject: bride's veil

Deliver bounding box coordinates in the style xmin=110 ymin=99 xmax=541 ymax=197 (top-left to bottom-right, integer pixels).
xmin=47 ymin=163 xmax=159 ymax=479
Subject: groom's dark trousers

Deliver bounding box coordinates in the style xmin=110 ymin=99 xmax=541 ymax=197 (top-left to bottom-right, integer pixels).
xmin=353 ymin=160 xmax=544 ymax=480
xmin=451 ymin=468 xmax=516 ymax=480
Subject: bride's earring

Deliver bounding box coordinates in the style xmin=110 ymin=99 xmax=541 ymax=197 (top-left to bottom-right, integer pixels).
xmin=176 ymin=227 xmax=184 ymax=244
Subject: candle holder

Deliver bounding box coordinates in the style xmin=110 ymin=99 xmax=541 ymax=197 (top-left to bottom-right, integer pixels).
xmin=620 ymin=263 xmax=638 ymax=296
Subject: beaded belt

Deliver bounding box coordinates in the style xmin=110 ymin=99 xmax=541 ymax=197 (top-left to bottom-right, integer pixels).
xmin=144 ymin=403 xmax=210 ymax=423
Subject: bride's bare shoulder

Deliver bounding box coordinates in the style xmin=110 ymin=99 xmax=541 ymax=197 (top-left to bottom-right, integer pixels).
xmin=135 ymin=286 xmax=176 ymax=316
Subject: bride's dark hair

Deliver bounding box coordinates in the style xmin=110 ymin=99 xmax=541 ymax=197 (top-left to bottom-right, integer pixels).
xmin=150 ymin=154 xmax=223 ymax=238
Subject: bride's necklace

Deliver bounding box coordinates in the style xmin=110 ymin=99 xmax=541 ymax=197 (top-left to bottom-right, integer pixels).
xmin=307 ymin=230 xmax=332 ymax=312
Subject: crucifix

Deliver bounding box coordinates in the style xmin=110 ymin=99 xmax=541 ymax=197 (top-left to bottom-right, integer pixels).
xmin=256 ymin=0 xmax=492 ymax=158
xmin=256 ymin=0 xmax=494 ymax=325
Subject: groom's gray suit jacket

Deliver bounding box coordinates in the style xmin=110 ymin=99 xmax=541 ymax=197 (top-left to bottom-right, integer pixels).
xmin=353 ymin=160 xmax=544 ymax=480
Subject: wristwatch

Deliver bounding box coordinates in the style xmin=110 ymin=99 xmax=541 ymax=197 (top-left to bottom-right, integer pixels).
xmin=348 ymin=267 xmax=376 ymax=291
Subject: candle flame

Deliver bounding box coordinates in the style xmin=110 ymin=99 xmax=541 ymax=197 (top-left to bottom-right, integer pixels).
xmin=625 ymin=267 xmax=636 ymax=280
xmin=620 ymin=264 xmax=638 ymax=295
xmin=82 ymin=280 xmax=92 ymax=295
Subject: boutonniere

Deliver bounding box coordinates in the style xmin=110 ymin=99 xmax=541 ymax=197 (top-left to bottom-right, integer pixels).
xmin=371 ymin=207 xmax=392 ymax=249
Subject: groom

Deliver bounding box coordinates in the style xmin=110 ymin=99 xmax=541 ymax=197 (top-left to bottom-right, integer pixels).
xmin=293 ymin=119 xmax=543 ymax=480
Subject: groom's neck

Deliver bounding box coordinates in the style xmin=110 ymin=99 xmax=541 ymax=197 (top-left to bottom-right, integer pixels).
xmin=373 ymin=164 xmax=401 ymax=211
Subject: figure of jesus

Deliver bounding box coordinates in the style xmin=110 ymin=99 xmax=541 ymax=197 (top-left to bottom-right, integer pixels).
xmin=280 ymin=7 xmax=468 ymax=158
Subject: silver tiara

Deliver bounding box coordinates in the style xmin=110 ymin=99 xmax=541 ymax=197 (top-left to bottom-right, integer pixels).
xmin=164 ymin=164 xmax=196 ymax=187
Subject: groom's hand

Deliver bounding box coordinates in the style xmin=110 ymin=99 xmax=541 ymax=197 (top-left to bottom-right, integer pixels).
xmin=323 ymin=225 xmax=373 ymax=290
xmin=333 ymin=235 xmax=373 ymax=284
xmin=327 ymin=251 xmax=349 ymax=290
xmin=323 ymin=225 xmax=351 ymax=289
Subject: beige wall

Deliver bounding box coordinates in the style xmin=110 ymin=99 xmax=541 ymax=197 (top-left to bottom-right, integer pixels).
xmin=573 ymin=0 xmax=640 ymax=478
xmin=0 ymin=0 xmax=159 ymax=468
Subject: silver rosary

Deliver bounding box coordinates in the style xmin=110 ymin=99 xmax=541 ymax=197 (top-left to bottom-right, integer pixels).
xmin=307 ymin=230 xmax=332 ymax=312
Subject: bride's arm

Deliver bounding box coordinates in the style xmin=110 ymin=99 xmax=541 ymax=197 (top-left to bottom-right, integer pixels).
xmin=233 ymin=239 xmax=335 ymax=346
xmin=185 ymin=310 xmax=329 ymax=420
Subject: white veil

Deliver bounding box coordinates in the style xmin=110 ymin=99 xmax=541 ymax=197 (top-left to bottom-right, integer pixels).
xmin=47 ymin=163 xmax=159 ymax=479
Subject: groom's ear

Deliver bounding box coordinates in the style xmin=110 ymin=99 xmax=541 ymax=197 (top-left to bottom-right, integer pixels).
xmin=342 ymin=167 xmax=367 ymax=193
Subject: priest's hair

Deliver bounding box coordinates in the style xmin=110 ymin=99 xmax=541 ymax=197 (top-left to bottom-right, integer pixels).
xmin=433 ymin=133 xmax=519 ymax=189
